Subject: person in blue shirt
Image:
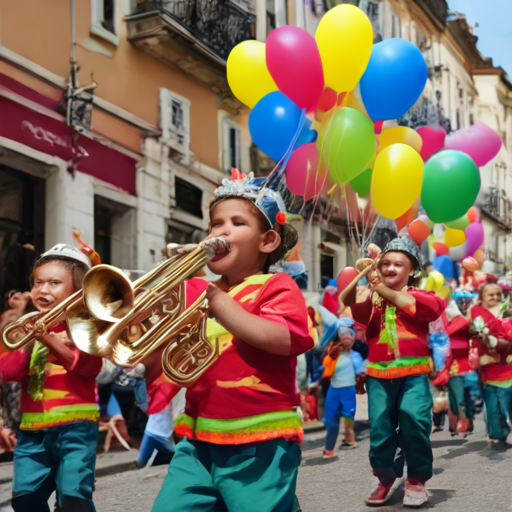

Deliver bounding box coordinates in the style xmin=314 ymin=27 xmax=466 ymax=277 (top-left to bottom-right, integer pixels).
xmin=321 ymin=317 xmax=365 ymax=459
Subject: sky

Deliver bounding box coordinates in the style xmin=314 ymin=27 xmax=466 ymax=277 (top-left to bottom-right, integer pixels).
xmin=448 ymin=0 xmax=512 ymax=76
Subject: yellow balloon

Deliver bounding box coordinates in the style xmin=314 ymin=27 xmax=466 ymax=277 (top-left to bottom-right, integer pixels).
xmin=315 ymin=5 xmax=373 ymax=93
xmin=378 ymin=127 xmax=423 ymax=154
xmin=227 ymin=40 xmax=278 ymax=108
xmin=425 ymin=271 xmax=445 ymax=291
xmin=372 ymin=143 xmax=424 ymax=219
xmin=444 ymin=228 xmax=466 ymax=248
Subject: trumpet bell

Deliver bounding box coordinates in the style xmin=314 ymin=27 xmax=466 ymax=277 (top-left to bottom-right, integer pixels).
xmin=82 ymin=265 xmax=135 ymax=322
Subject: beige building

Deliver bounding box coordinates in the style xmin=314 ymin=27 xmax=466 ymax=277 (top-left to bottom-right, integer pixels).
xmin=0 ymin=0 xmax=258 ymax=296
xmin=0 ymin=0 xmax=510 ymax=299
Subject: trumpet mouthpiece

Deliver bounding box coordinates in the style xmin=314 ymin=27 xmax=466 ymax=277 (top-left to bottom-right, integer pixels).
xmin=203 ymin=237 xmax=230 ymax=258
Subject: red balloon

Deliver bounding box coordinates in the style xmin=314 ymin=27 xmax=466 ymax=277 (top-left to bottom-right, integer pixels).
xmin=266 ymin=26 xmax=324 ymax=110
xmin=417 ymin=125 xmax=446 ymax=162
xmin=467 ymin=206 xmax=479 ymax=223
xmin=285 ymin=143 xmax=325 ymax=201
xmin=316 ymin=87 xmax=337 ymax=113
xmin=432 ymin=242 xmax=449 ymax=256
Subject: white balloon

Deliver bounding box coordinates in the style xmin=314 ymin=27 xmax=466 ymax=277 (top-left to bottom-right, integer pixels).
xmin=449 ymin=242 xmax=467 ymax=262
xmin=433 ymin=224 xmax=445 ymax=238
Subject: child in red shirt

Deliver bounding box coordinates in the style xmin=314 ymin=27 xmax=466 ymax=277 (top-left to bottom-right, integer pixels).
xmin=0 ymin=244 xmax=102 ymax=512
xmin=149 ymin=174 xmax=314 ymax=512
xmin=470 ymin=283 xmax=512 ymax=445
xmin=342 ymin=237 xmax=445 ymax=508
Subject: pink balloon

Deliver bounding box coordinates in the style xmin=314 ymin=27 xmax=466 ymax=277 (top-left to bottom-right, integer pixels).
xmin=285 ymin=143 xmax=324 ymax=200
xmin=416 ymin=125 xmax=446 ymax=161
xmin=465 ymin=221 xmax=484 ymax=256
xmin=266 ymin=26 xmax=324 ymax=110
xmin=445 ymin=122 xmax=502 ymax=167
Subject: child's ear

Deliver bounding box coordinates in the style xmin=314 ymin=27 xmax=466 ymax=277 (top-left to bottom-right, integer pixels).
xmin=260 ymin=230 xmax=281 ymax=254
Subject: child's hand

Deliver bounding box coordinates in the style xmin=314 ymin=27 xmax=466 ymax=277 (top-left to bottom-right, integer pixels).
xmin=206 ymin=283 xmax=230 ymax=319
xmin=0 ymin=427 xmax=16 ymax=452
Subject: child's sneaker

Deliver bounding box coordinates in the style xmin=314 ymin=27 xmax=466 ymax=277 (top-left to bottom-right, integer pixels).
xmin=365 ymin=478 xmax=402 ymax=506
xmin=322 ymin=449 xmax=338 ymax=460
xmin=403 ymin=479 xmax=428 ymax=507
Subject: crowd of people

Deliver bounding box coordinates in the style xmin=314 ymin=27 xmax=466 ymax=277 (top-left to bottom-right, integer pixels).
xmin=0 ymin=171 xmax=510 ymax=511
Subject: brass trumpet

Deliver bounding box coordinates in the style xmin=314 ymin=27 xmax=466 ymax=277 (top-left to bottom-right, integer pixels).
xmin=2 ymin=268 xmax=132 ymax=351
xmin=71 ymin=237 xmax=229 ymax=385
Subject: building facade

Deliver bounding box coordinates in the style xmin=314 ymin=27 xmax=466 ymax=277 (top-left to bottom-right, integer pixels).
xmin=0 ymin=0 xmax=510 ymax=300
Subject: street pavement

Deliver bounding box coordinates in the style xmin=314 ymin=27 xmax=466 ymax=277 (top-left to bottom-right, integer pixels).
xmin=1 ymin=399 xmax=512 ymax=511
xmin=93 ymin=399 xmax=512 ymax=512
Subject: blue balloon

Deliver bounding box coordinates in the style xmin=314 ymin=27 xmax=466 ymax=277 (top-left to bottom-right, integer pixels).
xmin=249 ymin=91 xmax=302 ymax=162
xmin=360 ymin=38 xmax=428 ymax=122
xmin=433 ymin=255 xmax=454 ymax=279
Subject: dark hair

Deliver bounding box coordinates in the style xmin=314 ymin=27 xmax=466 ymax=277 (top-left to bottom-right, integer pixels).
xmin=30 ymin=256 xmax=88 ymax=292
xmin=209 ymin=197 xmax=298 ymax=273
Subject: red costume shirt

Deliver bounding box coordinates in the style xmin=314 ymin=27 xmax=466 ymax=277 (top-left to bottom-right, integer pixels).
xmin=0 ymin=324 xmax=102 ymax=430
xmin=442 ymin=314 xmax=472 ymax=376
xmin=172 ymin=273 xmax=314 ymax=445
xmin=349 ymin=289 xmax=446 ymax=379
xmin=470 ymin=306 xmax=512 ymax=385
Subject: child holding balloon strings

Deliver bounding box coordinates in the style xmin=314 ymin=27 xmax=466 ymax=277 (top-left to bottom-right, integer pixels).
xmin=340 ymin=237 xmax=445 ymax=508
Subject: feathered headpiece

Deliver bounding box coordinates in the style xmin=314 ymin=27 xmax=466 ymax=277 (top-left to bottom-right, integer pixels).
xmin=211 ymin=169 xmax=293 ymax=228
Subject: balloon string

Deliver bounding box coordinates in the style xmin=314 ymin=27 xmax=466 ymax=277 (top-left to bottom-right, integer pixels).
xmin=265 ymin=108 xmax=307 ymax=191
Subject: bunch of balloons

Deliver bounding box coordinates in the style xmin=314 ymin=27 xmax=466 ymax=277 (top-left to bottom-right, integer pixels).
xmin=227 ymin=4 xmax=429 ymax=202
xmin=227 ymin=4 xmax=503 ymax=265
xmin=406 ymin=206 xmax=485 ymax=263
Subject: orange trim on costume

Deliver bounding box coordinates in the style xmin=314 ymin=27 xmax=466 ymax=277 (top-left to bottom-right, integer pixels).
xmin=174 ymin=424 xmax=194 ymax=439
xmin=194 ymin=427 xmax=304 ymax=445
xmin=366 ymin=364 xmax=431 ymax=379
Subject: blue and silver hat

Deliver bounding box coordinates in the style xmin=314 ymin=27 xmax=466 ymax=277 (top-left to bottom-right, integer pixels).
xmin=382 ymin=236 xmax=423 ymax=270
xmin=211 ymin=170 xmax=288 ymax=228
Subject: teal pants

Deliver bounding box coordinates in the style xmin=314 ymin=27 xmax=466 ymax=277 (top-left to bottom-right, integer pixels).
xmin=12 ymin=422 xmax=98 ymax=503
xmin=448 ymin=376 xmax=474 ymax=419
xmin=152 ymin=437 xmax=301 ymax=512
xmin=367 ymin=375 xmax=433 ymax=486
xmin=483 ymin=384 xmax=512 ymax=440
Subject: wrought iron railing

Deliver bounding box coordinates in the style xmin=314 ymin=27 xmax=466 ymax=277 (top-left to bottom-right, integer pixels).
xmin=397 ymin=95 xmax=451 ymax=132
xmin=483 ymin=186 xmax=512 ymax=230
xmin=135 ymin=0 xmax=255 ymax=60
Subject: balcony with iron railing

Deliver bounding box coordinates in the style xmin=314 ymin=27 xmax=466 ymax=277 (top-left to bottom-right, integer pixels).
xmin=481 ymin=186 xmax=512 ymax=232
xmin=126 ymin=1 xmax=256 ymax=109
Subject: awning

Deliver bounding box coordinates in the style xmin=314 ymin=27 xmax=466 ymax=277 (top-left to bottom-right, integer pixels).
xmin=0 ymin=87 xmax=137 ymax=195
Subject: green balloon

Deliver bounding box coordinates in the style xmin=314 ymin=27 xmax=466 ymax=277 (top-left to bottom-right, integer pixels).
xmin=350 ymin=167 xmax=372 ymax=197
xmin=319 ymin=107 xmax=375 ymax=185
xmin=421 ymin=150 xmax=481 ymax=224
xmin=444 ymin=214 xmax=470 ymax=231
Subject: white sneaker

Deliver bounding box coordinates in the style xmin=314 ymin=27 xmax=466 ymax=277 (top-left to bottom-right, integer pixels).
xmin=403 ymin=480 xmax=428 ymax=507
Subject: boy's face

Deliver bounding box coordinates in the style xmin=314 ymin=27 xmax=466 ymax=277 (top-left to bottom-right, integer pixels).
xmin=338 ymin=333 xmax=354 ymax=350
xmin=379 ymin=252 xmax=413 ymax=290
xmin=482 ymin=284 xmax=502 ymax=310
xmin=208 ymin=199 xmax=280 ymax=279
xmin=31 ymin=262 xmax=75 ymax=313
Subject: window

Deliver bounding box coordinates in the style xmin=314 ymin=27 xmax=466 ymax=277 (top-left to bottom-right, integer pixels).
xmin=91 ymin=0 xmax=119 ymax=45
xmin=160 ymin=88 xmax=191 ymax=164
xmin=94 ymin=196 xmax=134 ymax=266
xmin=267 ymin=0 xmax=287 ymax=34
xmin=174 ymin=178 xmax=203 ymax=219
xmin=166 ymin=220 xmax=207 ymax=246
xmin=0 ymin=165 xmax=45 ymax=301
xmin=222 ymin=117 xmax=241 ymax=173
xmin=391 ymin=9 xmax=401 ymax=38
